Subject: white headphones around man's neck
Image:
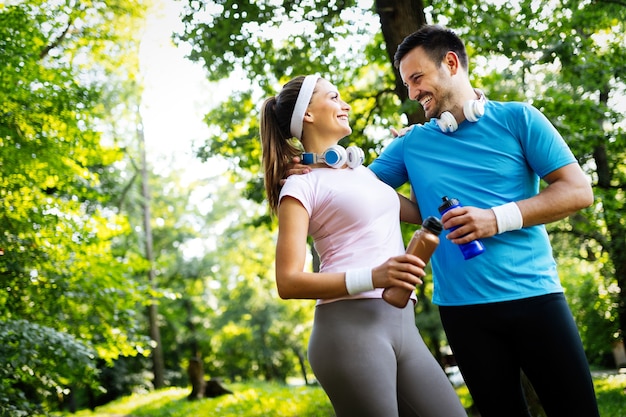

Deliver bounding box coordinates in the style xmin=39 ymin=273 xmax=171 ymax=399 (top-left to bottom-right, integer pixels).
xmin=435 ymin=89 xmax=487 ymax=133
xmin=301 ymin=145 xmax=364 ymax=169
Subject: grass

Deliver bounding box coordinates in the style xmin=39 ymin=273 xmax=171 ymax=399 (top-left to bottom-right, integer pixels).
xmin=52 ymin=372 xmax=626 ymax=417
xmin=593 ymin=371 xmax=626 ymax=417
xmin=56 ymin=381 xmax=335 ymax=417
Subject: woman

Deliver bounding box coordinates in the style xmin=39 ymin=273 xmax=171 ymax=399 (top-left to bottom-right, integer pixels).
xmin=260 ymin=75 xmax=466 ymax=417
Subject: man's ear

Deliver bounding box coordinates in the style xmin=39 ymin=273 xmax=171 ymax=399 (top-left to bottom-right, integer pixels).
xmin=443 ymin=51 xmax=460 ymax=76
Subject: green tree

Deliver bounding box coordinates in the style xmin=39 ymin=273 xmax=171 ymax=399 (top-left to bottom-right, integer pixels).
xmin=206 ymin=219 xmax=312 ymax=382
xmin=178 ymin=0 xmax=425 ymax=178
xmin=138 ymin=167 xmax=224 ymax=386
xmin=127 ymin=158 xmax=315 ymax=385
xmin=0 ymin=0 xmax=151 ymax=413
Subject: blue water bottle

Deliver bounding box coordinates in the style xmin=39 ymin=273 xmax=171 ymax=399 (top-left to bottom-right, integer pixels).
xmin=437 ymin=196 xmax=485 ymax=260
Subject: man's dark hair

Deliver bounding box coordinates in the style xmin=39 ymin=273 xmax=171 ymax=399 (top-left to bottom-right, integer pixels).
xmin=393 ymin=24 xmax=468 ymax=71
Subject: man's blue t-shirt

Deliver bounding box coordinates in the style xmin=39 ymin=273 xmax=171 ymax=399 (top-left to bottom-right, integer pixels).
xmin=369 ymin=100 xmax=576 ymax=306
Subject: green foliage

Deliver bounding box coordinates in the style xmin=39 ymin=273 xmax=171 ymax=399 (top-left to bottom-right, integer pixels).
xmin=0 ymin=0 xmax=153 ymax=414
xmin=0 ymin=319 xmax=98 ymax=416
xmin=560 ymin=258 xmax=621 ymax=366
xmin=178 ymin=0 xmax=402 ymax=201
xmin=145 ymin=170 xmax=315 ymax=386
xmin=179 ymin=0 xmax=362 ymax=83
xmin=203 ymin=207 xmax=314 ymax=382
xmin=594 ymin=372 xmax=626 ymax=417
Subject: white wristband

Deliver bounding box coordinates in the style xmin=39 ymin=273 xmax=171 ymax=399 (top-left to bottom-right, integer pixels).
xmin=345 ymin=268 xmax=374 ymax=295
xmin=491 ymin=202 xmax=523 ymax=234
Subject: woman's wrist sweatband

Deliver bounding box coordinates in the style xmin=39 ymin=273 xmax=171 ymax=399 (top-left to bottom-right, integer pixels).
xmin=491 ymin=202 xmax=523 ymax=234
xmin=345 ymin=268 xmax=373 ymax=295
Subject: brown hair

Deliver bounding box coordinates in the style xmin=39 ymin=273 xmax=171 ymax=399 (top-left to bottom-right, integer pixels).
xmin=260 ymin=76 xmax=314 ymax=214
xmin=393 ymin=25 xmax=468 ymax=73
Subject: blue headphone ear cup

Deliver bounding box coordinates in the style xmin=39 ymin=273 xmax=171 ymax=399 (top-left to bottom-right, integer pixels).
xmin=436 ymin=111 xmax=458 ymax=133
xmin=301 ymin=152 xmax=315 ymax=165
xmin=323 ymin=145 xmax=347 ymax=168
xmin=463 ymin=99 xmax=485 ymax=122
xmin=346 ymin=146 xmax=364 ymax=169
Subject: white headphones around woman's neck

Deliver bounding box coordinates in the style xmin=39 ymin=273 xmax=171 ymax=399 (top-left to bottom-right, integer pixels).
xmin=301 ymin=145 xmax=364 ymax=169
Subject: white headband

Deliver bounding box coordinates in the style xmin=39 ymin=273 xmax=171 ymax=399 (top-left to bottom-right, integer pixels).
xmin=289 ymin=75 xmax=320 ymax=139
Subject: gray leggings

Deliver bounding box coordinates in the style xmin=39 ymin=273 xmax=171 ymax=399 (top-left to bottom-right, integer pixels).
xmin=308 ymin=298 xmax=467 ymax=417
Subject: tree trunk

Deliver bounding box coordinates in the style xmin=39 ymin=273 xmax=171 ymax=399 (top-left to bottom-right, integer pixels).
xmin=375 ymin=0 xmax=427 ymax=125
xmin=184 ymin=298 xmax=200 ymax=358
xmin=138 ymin=118 xmax=165 ymax=389
xmin=294 ymin=347 xmax=310 ymax=385
xmin=611 ymin=229 xmax=626 ymax=350
xmin=187 ymin=357 xmax=206 ymax=400
xmin=594 ymin=88 xmax=626 ymax=350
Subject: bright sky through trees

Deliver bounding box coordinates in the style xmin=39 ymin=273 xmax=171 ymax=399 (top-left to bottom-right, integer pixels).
xmin=139 ymin=0 xmax=226 ymax=182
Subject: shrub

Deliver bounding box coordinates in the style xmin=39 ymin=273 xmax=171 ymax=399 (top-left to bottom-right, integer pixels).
xmin=0 ymin=319 xmax=98 ymax=416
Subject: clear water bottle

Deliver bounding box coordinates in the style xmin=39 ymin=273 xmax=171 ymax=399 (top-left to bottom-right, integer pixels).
xmin=437 ymin=196 xmax=485 ymax=260
xmin=382 ymin=216 xmax=442 ymax=308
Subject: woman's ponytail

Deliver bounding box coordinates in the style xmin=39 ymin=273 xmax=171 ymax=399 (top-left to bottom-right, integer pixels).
xmin=260 ymin=76 xmax=308 ymax=214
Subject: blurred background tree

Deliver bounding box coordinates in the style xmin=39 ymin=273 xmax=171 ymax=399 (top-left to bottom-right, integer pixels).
xmin=1 ymin=0 xmax=152 ymax=414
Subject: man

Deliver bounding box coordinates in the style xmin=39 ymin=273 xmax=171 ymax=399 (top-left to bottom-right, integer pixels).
xmin=368 ymin=25 xmax=599 ymax=416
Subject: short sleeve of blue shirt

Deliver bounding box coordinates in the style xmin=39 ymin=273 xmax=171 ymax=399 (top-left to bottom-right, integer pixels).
xmin=369 ymin=134 xmax=409 ymax=188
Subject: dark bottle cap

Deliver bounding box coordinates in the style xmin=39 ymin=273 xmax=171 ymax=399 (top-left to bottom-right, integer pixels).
xmin=422 ymin=216 xmax=443 ymax=235
xmin=438 ymin=196 xmax=459 ymax=213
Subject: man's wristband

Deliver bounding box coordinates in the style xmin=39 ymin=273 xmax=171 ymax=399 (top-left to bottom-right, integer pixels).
xmin=345 ymin=268 xmax=374 ymax=295
xmin=491 ymin=202 xmax=523 ymax=234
